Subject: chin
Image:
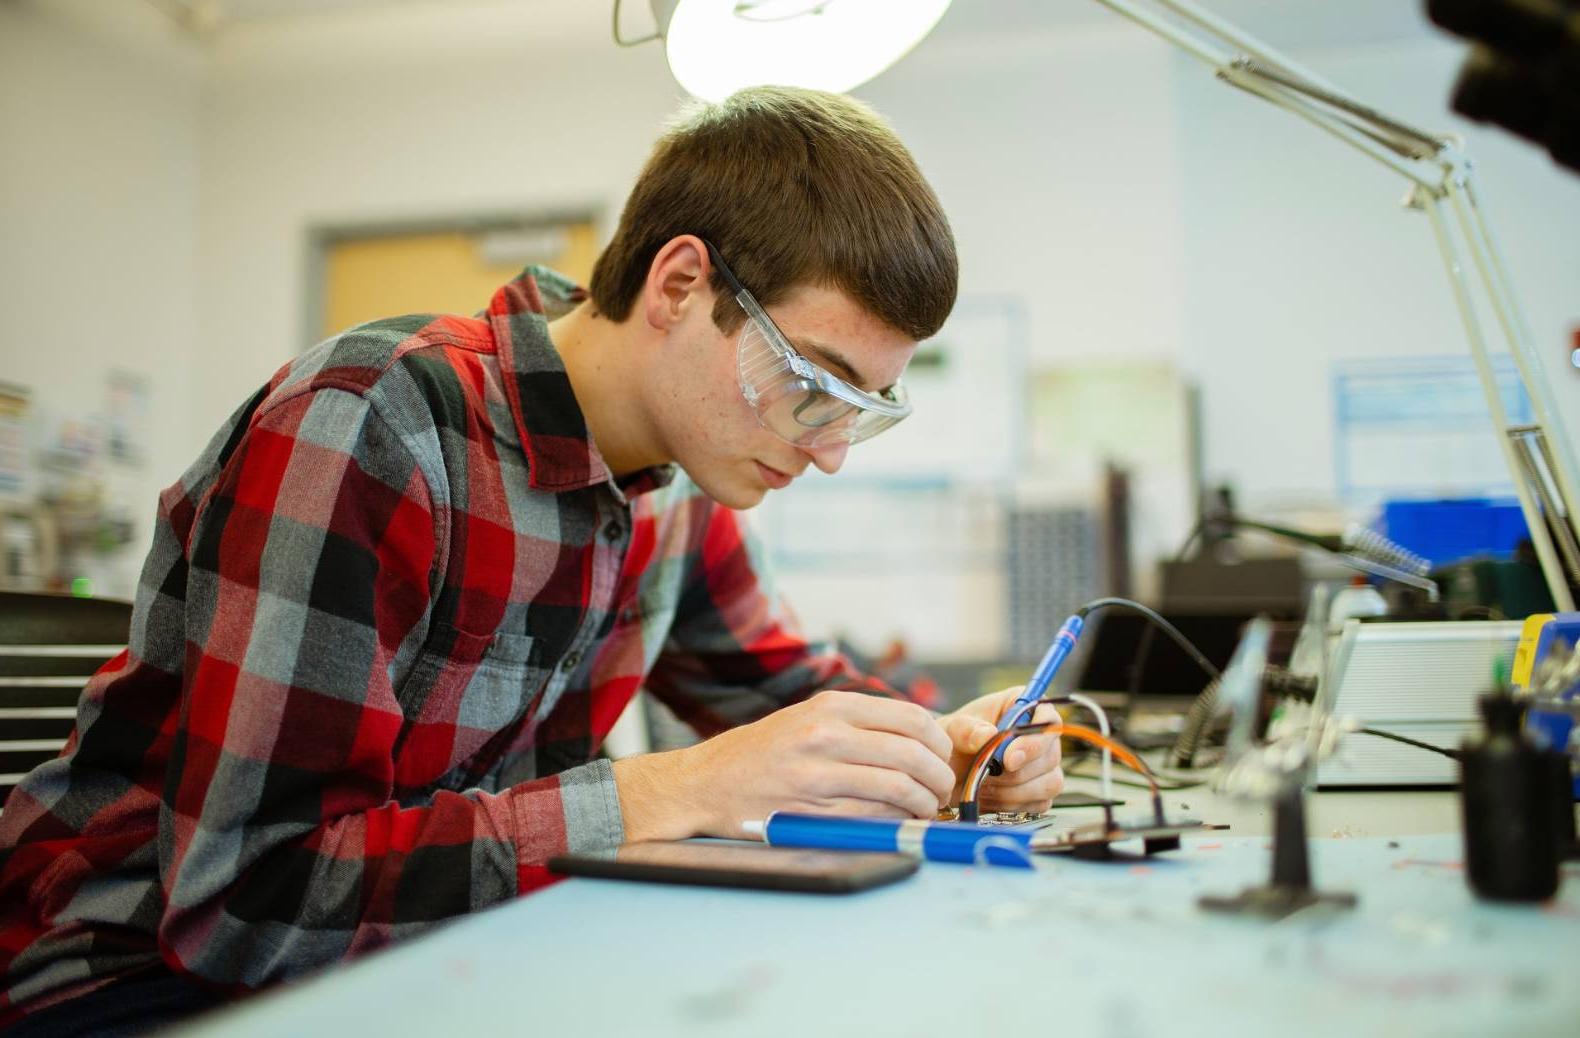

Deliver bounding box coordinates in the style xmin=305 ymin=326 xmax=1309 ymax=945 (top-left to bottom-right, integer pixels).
xmin=686 ymin=466 xmax=769 ymax=510
xmin=711 ymin=481 xmax=769 ymax=511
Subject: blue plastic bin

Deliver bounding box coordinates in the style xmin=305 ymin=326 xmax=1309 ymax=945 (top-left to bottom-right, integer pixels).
xmin=1380 ymin=497 xmax=1530 ymax=568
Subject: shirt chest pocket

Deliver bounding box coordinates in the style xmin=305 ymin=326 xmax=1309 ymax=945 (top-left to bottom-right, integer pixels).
xmin=394 ymin=625 xmax=542 ymax=788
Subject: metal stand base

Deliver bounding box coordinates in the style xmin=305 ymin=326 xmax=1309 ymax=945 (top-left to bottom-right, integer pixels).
xmin=1198 ymin=785 xmax=1357 ymax=920
xmin=1199 ymin=885 xmax=1359 ymax=921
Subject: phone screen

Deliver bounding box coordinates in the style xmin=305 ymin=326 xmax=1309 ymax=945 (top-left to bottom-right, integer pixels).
xmin=548 ymin=841 xmax=918 ymax=894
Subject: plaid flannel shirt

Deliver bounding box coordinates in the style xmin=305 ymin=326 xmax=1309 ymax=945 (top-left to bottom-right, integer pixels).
xmin=0 ymin=267 xmax=906 ymax=1020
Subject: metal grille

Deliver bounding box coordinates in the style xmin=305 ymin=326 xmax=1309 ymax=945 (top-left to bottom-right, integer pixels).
xmin=1006 ymin=507 xmax=1100 ymax=662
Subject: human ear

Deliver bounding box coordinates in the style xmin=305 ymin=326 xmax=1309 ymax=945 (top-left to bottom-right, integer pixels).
xmin=641 ymin=235 xmax=712 ymax=333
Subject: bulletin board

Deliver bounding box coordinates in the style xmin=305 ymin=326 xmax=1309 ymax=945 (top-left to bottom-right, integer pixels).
xmin=835 ymin=295 xmax=1029 ymax=484
xmin=1333 ymin=355 xmax=1533 ymax=504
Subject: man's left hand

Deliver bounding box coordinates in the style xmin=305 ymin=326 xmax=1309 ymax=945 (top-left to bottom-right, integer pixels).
xmin=939 ymin=687 xmax=1064 ymax=814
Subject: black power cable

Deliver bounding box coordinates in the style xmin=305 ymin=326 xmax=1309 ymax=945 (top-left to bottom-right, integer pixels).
xmin=1077 ymin=597 xmax=1223 ymax=682
xmin=1358 ymin=727 xmax=1462 ymax=761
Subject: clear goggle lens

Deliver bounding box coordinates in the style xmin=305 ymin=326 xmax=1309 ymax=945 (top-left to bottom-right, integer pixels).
xmin=736 ymin=314 xmax=909 ymax=448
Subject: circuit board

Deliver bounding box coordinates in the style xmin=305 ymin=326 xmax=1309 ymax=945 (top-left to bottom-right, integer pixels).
xmin=1029 ymin=818 xmax=1228 ymax=859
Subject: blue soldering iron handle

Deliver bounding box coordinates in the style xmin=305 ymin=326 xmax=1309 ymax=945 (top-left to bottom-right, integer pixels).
xmin=990 ymin=613 xmax=1085 ymax=767
xmin=761 ymin=812 xmax=899 ymax=853
xmin=760 ymin=813 xmax=1035 ymax=867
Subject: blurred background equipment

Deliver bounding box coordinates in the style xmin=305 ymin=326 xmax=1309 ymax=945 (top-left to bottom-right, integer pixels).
xmin=1516 ymin=612 xmax=1580 ymax=801
xmin=1199 ymin=617 xmax=1359 ymax=918
xmin=1460 ymin=687 xmax=1568 ymax=900
xmin=0 ymin=592 xmax=131 ymax=807
xmin=1315 ymin=619 xmax=1524 ymax=787
xmin=0 ymin=380 xmax=138 ymax=599
xmin=1006 ymin=505 xmax=1102 ymax=662
xmin=1427 ymin=0 xmax=1580 ymax=173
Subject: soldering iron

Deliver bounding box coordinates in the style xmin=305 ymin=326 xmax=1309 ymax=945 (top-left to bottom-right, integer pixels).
xmin=985 ymin=598 xmax=1223 ymax=775
xmin=987 ymin=611 xmax=1086 ymax=773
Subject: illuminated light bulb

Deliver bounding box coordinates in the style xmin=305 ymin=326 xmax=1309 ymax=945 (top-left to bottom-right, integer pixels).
xmin=653 ymin=0 xmax=952 ymax=101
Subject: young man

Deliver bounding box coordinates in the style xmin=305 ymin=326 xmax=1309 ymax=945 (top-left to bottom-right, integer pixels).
xmin=0 ymin=87 xmax=1062 ymax=1032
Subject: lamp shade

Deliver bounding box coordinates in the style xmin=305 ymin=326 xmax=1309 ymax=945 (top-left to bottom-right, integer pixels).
xmin=652 ymin=0 xmax=952 ymax=100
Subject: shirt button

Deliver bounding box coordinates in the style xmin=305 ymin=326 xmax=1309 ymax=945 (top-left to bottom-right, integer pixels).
xmin=560 ymin=650 xmax=582 ymax=672
xmin=602 ymin=520 xmax=623 ymax=541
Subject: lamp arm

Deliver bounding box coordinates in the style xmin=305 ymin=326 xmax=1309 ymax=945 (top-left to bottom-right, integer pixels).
xmin=1226 ymin=59 xmax=1443 ymax=159
xmin=1090 ymin=0 xmax=1580 ymax=610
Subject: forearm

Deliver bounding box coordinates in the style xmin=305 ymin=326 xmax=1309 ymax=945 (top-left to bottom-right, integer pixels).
xmin=611 ymin=691 xmax=960 ymax=841
xmin=611 ymin=747 xmax=714 ymax=842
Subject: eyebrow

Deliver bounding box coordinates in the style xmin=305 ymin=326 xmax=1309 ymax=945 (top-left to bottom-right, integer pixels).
xmin=791 ymin=338 xmax=895 ymax=394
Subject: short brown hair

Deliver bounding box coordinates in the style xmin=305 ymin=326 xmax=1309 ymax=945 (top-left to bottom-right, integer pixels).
xmin=589 ymin=87 xmax=958 ymax=341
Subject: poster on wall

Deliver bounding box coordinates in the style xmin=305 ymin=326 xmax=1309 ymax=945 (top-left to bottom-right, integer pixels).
xmin=0 ymin=383 xmax=30 ymax=505
xmin=105 ymin=370 xmax=150 ymax=469
xmin=1333 ymin=355 xmax=1532 ymax=504
xmin=835 ymin=295 xmax=1028 ymax=484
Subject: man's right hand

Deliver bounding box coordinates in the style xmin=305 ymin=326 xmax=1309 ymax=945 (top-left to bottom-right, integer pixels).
xmin=611 ymin=689 xmax=956 ymax=842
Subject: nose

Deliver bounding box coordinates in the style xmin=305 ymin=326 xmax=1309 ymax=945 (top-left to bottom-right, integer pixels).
xmin=804 ymin=440 xmax=850 ymax=475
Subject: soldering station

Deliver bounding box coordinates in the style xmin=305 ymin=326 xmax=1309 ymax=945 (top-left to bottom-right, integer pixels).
xmin=755 ymin=578 xmax=1579 ymax=910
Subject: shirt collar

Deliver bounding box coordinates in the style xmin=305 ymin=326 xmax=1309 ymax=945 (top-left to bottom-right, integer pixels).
xmin=489 ymin=267 xmax=674 ymax=498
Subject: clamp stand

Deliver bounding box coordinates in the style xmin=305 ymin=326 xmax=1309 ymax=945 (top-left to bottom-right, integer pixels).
xmin=1198 ymin=615 xmax=1358 ymax=920
xmin=1198 ymin=783 xmax=1357 ymax=920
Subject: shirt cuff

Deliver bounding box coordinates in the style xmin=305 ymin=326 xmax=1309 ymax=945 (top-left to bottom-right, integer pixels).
xmin=554 ymin=758 xmax=626 ymax=853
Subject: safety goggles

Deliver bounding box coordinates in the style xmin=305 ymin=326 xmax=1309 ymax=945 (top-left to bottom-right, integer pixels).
xmin=703 ymin=240 xmax=912 ymax=449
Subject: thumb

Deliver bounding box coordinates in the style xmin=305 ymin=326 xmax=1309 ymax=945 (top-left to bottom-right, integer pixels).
xmin=947 ymin=714 xmax=999 ymax=754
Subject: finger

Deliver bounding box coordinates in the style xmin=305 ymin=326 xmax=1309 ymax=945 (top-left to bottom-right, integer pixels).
xmin=835 ymin=728 xmax=957 ymax=805
xmin=815 ymin=762 xmax=944 ymax=819
xmin=985 ymin=765 xmax=1066 ymax=800
xmin=942 ymin=712 xmax=1000 ymax=758
xmin=982 ymin=765 xmax=1066 ymax=808
xmin=980 ymin=766 xmax=1066 ymax=813
xmin=833 ymin=696 xmax=954 ymax=763
xmin=973 ymin=688 xmax=1023 ymax=720
xmin=790 ymin=708 xmax=953 ymax=804
xmin=1000 ymin=732 xmax=1062 ymax=774
xmin=1027 ymin=702 xmax=1061 ymax=725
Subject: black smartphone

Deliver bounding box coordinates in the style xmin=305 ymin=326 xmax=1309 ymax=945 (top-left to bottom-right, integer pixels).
xmin=548 ymin=841 xmax=918 ymax=894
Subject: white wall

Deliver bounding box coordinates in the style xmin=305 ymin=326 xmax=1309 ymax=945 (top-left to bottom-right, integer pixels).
xmin=193 ymin=6 xmax=687 ymax=437
xmin=862 ymin=23 xmax=1186 ymax=370
xmin=0 ymin=0 xmax=203 ymax=599
xmin=5 ymin=0 xmax=1578 ymax=647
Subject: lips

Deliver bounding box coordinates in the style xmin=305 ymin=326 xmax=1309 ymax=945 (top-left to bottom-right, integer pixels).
xmin=754 ymin=461 xmax=793 ymax=490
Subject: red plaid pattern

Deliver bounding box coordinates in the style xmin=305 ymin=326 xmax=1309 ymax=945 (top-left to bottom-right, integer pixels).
xmin=0 ymin=268 xmax=897 ymax=1020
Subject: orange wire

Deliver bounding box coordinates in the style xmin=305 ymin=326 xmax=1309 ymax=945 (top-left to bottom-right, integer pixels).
xmin=1060 ymin=723 xmax=1155 ymax=784
xmin=962 ymin=718 xmax=1158 ymax=805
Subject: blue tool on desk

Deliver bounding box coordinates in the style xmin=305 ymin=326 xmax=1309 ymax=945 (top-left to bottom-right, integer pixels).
xmin=746 ymin=812 xmax=1038 ymax=868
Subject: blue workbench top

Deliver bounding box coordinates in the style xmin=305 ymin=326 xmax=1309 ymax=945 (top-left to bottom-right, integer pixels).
xmin=184 ymin=833 xmax=1580 ymax=1037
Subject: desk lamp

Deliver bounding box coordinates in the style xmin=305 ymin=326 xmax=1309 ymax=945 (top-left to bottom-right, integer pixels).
xmin=613 ymin=1 xmax=951 ymax=101
xmin=615 ymin=0 xmax=1580 ymax=612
